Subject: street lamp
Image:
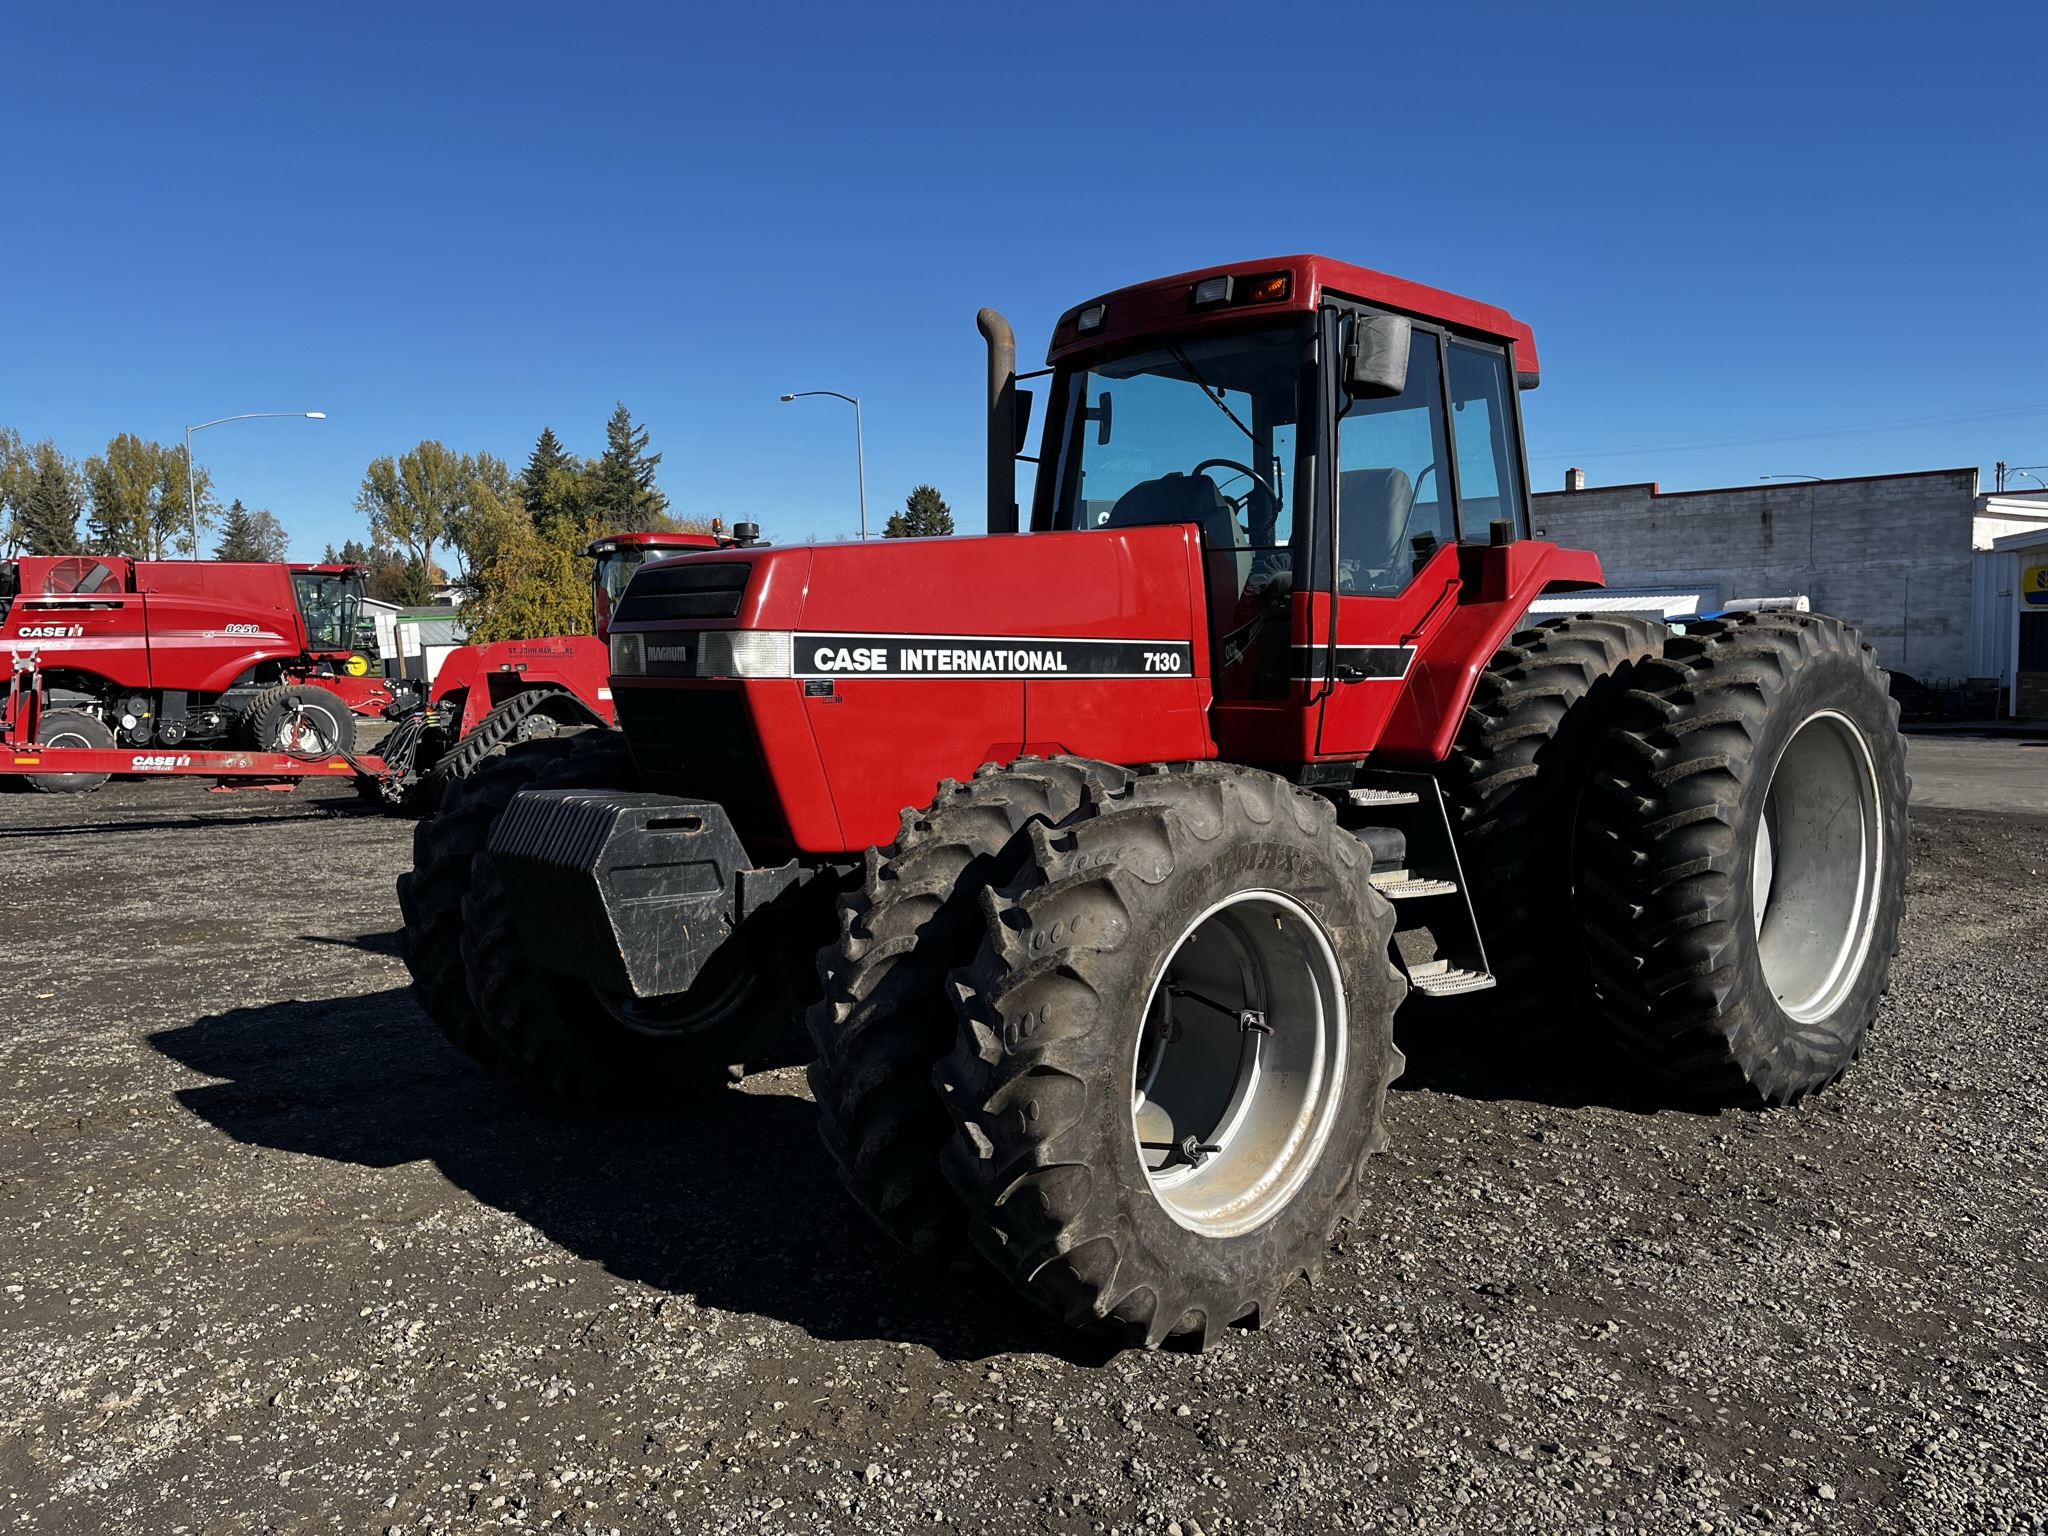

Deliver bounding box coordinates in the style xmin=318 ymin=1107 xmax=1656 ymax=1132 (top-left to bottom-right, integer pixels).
xmin=184 ymin=411 xmax=326 ymax=557
xmin=780 ymin=390 xmax=867 ymax=540
xmin=1759 ymin=474 xmax=1823 ymax=483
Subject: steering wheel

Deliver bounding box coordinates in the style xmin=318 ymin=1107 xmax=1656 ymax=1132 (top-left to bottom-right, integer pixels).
xmin=1191 ymin=456 xmax=1280 ymax=515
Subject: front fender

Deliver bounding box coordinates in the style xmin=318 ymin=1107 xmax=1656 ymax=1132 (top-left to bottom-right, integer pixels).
xmin=1375 ymin=541 xmax=1606 ymax=764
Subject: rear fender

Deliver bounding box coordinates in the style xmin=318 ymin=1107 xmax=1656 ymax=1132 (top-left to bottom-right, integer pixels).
xmin=1374 ymin=541 xmax=1604 ymax=764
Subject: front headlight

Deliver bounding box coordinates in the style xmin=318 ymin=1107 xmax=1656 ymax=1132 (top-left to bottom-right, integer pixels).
xmin=610 ymin=631 xmax=645 ymax=676
xmin=696 ymin=630 xmax=793 ymax=678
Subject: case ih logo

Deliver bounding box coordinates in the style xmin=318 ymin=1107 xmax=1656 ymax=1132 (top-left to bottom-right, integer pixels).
xmin=797 ymin=633 xmax=1195 ymax=680
xmin=129 ymin=754 xmax=194 ymax=772
xmin=16 ymin=625 xmax=84 ymax=639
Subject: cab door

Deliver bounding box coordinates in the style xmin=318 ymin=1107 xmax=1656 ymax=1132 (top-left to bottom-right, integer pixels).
xmin=1308 ymin=315 xmax=1533 ymax=758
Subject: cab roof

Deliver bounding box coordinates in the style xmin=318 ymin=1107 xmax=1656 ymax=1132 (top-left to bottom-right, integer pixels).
xmin=1046 ymin=253 xmax=1539 ymax=386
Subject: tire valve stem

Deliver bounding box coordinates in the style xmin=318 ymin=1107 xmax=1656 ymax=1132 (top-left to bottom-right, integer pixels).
xmin=1238 ymin=1009 xmax=1271 ymax=1035
xmin=1178 ymin=1135 xmax=1223 ymax=1167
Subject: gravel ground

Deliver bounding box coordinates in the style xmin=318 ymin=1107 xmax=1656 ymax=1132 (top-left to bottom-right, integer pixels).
xmin=0 ymin=761 xmax=2043 ymax=1536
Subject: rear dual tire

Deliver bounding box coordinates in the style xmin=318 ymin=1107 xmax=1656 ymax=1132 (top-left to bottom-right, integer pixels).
xmin=1578 ymin=613 xmax=1910 ymax=1104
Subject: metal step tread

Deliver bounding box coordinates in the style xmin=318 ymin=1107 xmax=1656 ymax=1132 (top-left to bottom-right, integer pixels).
xmin=1349 ymin=787 xmax=1420 ymax=807
xmin=1369 ymin=870 xmax=1459 ymax=898
xmin=1408 ymin=960 xmax=1497 ymax=997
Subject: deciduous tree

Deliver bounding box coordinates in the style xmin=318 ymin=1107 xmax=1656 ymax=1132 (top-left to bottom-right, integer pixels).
xmin=355 ymin=441 xmax=468 ymax=603
xmin=85 ymin=435 xmax=216 ymax=557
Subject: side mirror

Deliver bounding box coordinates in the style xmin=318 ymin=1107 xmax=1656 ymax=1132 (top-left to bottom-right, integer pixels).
xmin=1014 ymin=388 xmax=1034 ymax=456
xmin=1081 ymin=390 xmax=1113 ymax=445
xmin=1345 ymin=314 xmax=1411 ymax=400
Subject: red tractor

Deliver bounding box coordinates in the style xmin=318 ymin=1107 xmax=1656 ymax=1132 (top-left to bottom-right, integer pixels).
xmin=400 ymin=255 xmax=1910 ymax=1350
xmin=0 ymin=554 xmax=400 ymax=793
xmin=373 ymin=529 xmax=740 ymax=811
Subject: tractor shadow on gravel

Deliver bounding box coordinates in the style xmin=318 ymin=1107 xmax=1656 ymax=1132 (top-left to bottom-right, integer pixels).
xmin=149 ymin=987 xmax=1115 ymax=1365
xmin=1388 ymin=998 xmax=1684 ymax=1117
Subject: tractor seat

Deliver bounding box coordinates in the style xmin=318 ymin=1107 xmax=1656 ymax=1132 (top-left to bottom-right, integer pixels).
xmin=1337 ymin=467 xmax=1416 ymax=582
xmin=1104 ymin=473 xmax=1252 ymax=594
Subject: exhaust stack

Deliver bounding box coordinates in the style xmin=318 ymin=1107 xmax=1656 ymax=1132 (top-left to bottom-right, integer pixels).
xmin=978 ymin=307 xmax=1018 ymax=535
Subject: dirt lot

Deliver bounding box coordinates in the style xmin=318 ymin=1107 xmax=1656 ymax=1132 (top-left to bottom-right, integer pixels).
xmin=1 ymin=753 xmax=2044 ymax=1536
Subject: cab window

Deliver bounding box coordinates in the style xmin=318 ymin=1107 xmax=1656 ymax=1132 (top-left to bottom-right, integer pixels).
xmin=1447 ymin=341 xmax=1527 ymax=537
xmin=1336 ymin=325 xmax=1451 ymax=594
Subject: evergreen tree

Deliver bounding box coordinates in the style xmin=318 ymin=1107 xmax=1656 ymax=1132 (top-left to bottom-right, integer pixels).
xmin=213 ymin=499 xmax=290 ymax=561
xmin=17 ymin=441 xmax=86 ymax=554
xmin=883 ymin=484 xmax=954 ymax=538
xmin=586 ymin=402 xmax=669 ymax=531
xmin=518 ymin=427 xmax=588 ymax=530
xmin=322 ymin=539 xmax=374 ymax=566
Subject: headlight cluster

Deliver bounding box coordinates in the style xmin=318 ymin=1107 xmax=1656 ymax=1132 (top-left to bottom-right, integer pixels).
xmin=609 ymin=630 xmax=793 ymax=680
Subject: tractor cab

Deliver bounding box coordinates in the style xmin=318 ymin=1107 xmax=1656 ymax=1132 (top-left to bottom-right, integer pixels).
xmin=585 ymin=530 xmax=730 ymax=641
xmin=1027 ymin=255 xmax=1573 ymax=762
xmin=288 ymin=564 xmax=368 ymax=659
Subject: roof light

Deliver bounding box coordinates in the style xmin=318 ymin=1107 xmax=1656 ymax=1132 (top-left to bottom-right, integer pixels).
xmin=1239 ymin=272 xmax=1291 ymax=304
xmin=1075 ymin=304 xmax=1106 ymax=333
xmin=1191 ymin=275 xmax=1233 ymax=308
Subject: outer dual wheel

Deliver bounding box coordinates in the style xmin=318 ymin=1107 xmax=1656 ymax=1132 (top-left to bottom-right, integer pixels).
xmin=934 ymin=761 xmax=1406 ymax=1349
xmin=1579 ymin=613 xmax=1910 ymax=1104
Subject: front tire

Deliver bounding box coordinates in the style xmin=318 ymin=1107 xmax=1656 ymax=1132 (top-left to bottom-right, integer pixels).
xmin=1578 ymin=613 xmax=1910 ymax=1104
xmin=396 ymin=737 xmax=580 ymax=1068
xmin=26 ymin=709 xmax=114 ymax=793
xmin=937 ymin=762 xmax=1406 ymax=1349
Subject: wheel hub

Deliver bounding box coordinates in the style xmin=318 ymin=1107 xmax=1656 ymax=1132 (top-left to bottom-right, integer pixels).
xmin=1131 ymin=890 xmax=1347 ymax=1238
xmin=1752 ymin=709 xmax=1882 ymax=1023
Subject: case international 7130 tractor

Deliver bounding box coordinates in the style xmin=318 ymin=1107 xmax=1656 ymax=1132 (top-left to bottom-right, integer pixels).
xmin=399 ymin=254 xmax=1910 ymax=1350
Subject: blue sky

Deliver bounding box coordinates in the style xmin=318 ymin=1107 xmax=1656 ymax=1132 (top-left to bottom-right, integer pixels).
xmin=3 ymin=2 xmax=2042 ymax=558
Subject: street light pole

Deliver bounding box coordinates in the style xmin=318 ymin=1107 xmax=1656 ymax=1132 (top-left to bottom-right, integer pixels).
xmin=780 ymin=390 xmax=867 ymax=540
xmin=183 ymin=411 xmax=327 ymax=556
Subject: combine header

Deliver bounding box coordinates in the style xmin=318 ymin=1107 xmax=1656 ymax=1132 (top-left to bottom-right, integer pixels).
xmin=400 ymin=254 xmax=1912 ymax=1349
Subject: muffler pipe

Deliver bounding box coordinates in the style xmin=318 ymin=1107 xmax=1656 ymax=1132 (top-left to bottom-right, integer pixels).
xmin=978 ymin=307 xmax=1018 ymax=535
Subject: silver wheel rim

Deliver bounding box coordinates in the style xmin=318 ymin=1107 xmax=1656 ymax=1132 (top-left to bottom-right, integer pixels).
xmin=1131 ymin=890 xmax=1347 ymax=1238
xmin=1752 ymin=709 xmax=1882 ymax=1023
xmin=278 ymin=706 xmax=340 ymax=755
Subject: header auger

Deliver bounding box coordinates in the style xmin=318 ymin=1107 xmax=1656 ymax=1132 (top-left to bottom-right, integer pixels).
xmin=399 ymin=254 xmax=1910 ymax=1350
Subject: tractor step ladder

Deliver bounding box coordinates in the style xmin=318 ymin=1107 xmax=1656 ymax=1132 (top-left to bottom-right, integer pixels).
xmin=1369 ymin=869 xmax=1460 ymax=899
xmin=1348 ymin=786 xmax=1419 ymax=808
xmin=1345 ymin=770 xmax=1495 ymax=996
xmin=1407 ymin=959 xmax=1498 ymax=997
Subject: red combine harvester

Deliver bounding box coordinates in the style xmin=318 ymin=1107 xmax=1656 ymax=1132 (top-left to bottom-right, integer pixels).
xmin=401 ymin=254 xmax=1910 ymax=1349
xmin=1 ymin=554 xmax=400 ymax=793
xmin=374 ymin=529 xmax=739 ymax=811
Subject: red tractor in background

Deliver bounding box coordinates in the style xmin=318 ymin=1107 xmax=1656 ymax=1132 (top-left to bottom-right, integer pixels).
xmin=0 ymin=553 xmax=400 ymax=793
xmin=400 ymin=254 xmax=1912 ymax=1351
xmin=372 ymin=528 xmax=743 ymax=811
